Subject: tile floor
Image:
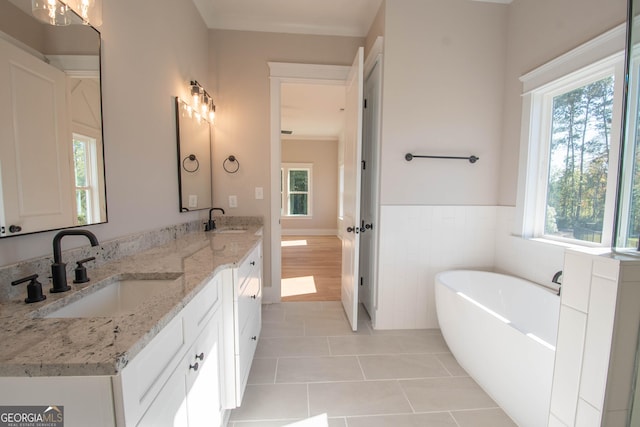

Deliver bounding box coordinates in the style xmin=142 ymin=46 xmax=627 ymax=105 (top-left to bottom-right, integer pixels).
xmin=228 ymin=302 xmax=517 ymax=427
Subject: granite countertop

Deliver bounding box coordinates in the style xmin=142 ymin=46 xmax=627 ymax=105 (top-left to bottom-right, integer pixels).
xmin=0 ymin=226 xmax=262 ymax=377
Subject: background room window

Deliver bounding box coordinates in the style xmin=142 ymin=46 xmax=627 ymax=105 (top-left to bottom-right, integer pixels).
xmin=281 ymin=163 xmax=312 ymax=217
xmin=73 ymin=133 xmax=100 ymax=225
xmin=338 ymin=163 xmax=344 ymax=219
xmin=517 ymin=32 xmax=624 ymax=246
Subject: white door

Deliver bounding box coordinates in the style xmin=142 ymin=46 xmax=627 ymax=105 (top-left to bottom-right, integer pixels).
xmin=341 ymin=47 xmax=364 ymax=331
xmin=0 ymin=38 xmax=74 ymax=236
xmin=359 ymin=57 xmax=382 ymax=321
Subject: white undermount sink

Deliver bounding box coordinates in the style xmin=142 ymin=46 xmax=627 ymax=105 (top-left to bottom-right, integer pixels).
xmin=214 ymin=228 xmax=247 ymax=234
xmin=43 ymin=275 xmax=182 ymax=318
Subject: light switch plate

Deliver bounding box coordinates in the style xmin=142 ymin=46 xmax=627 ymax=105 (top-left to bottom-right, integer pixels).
xmin=229 ymin=195 xmax=238 ymax=208
xmin=188 ymin=195 xmax=198 ymax=208
xmin=255 ymin=187 xmax=264 ymax=200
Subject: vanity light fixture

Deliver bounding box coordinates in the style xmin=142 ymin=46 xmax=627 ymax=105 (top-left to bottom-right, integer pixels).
xmin=32 ymin=0 xmax=102 ymax=26
xmin=31 ymin=0 xmax=71 ymax=26
xmin=66 ymin=0 xmax=102 ymax=25
xmin=189 ymin=80 xmax=216 ymax=124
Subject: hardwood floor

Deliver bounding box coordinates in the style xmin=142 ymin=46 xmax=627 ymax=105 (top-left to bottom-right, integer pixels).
xmin=281 ymin=235 xmax=342 ymax=302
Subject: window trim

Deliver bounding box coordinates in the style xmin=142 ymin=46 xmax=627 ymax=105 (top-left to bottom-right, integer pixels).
xmin=72 ymin=133 xmax=101 ymax=225
xmin=515 ymin=24 xmax=626 ymax=247
xmin=281 ymin=163 xmax=313 ymax=218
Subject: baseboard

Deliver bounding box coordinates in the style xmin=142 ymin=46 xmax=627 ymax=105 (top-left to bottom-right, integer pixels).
xmin=281 ymin=229 xmax=338 ymax=236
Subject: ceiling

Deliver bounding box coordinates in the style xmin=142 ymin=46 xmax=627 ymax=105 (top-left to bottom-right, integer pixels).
xmin=280 ymin=83 xmax=346 ymax=140
xmin=191 ymin=0 xmax=384 ymax=37
xmin=191 ymin=0 xmax=511 ymax=141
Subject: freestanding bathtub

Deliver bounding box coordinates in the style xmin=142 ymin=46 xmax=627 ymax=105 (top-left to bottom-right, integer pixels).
xmin=435 ymin=270 xmax=560 ymax=427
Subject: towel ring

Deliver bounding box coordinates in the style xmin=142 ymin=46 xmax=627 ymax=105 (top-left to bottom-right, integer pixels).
xmin=223 ymin=155 xmax=240 ymax=173
xmin=182 ymin=154 xmax=200 ymax=173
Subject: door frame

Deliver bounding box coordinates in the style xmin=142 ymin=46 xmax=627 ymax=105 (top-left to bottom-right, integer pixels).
xmin=360 ymin=37 xmax=384 ymax=325
xmin=266 ymin=62 xmax=350 ymax=303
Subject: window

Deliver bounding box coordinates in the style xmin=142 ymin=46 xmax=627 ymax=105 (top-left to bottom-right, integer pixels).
xmin=281 ymin=163 xmax=312 ymax=217
xmin=73 ymin=134 xmax=101 ymax=225
xmin=617 ymin=37 xmax=640 ymax=249
xmin=543 ymin=73 xmax=615 ymax=243
xmin=518 ymin=26 xmax=625 ymax=246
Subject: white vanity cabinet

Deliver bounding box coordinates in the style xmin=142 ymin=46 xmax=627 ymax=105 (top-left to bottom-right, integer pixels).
xmin=114 ymin=272 xmax=225 ymax=427
xmin=222 ymin=242 xmax=262 ymax=407
xmin=136 ymin=306 xmax=224 ymax=427
xmin=0 ymin=237 xmax=263 ymax=427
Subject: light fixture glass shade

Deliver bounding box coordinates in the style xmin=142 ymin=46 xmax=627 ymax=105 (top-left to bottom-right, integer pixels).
xmin=65 ymin=0 xmax=102 ymax=26
xmin=32 ymin=0 xmax=71 ymax=26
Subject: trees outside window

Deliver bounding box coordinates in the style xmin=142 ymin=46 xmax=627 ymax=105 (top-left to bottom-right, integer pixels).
xmin=544 ymin=75 xmax=614 ymax=243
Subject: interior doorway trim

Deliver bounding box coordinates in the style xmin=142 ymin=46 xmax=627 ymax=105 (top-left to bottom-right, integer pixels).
xmin=266 ymin=62 xmax=350 ymax=303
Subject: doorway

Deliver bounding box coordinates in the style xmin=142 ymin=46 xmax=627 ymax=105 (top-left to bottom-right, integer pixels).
xmin=266 ymin=62 xmax=351 ymax=304
xmin=279 ymin=81 xmax=345 ymax=301
xmin=267 ymin=41 xmax=382 ymax=326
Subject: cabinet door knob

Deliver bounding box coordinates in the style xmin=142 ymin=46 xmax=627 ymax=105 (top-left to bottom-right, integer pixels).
xmin=189 ymin=362 xmax=199 ymax=371
xmin=251 ymin=336 xmax=257 ymax=341
xmin=251 ymin=294 xmax=256 ymax=299
xmin=195 ymin=352 xmax=204 ymax=361
xmin=250 ymin=261 xmax=255 ymax=266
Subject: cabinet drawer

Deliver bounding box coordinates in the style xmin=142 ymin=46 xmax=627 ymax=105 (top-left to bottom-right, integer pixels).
xmin=237 ymin=244 xmax=261 ymax=292
xmin=237 ymin=311 xmax=260 ymax=404
xmin=184 ymin=274 xmax=220 ymax=341
xmin=237 ymin=276 xmax=260 ymax=337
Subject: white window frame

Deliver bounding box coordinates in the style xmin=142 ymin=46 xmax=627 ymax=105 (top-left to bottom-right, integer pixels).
xmin=616 ymin=41 xmax=640 ymax=248
xmin=72 ymin=133 xmax=100 ymax=225
xmin=515 ymin=24 xmax=626 ymax=247
xmin=281 ymin=163 xmax=313 ymax=218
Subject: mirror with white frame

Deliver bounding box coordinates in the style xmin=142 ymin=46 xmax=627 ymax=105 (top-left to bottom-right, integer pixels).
xmin=0 ymin=0 xmax=106 ymax=238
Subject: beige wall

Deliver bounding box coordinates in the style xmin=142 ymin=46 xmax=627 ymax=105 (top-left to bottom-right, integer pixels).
xmin=498 ymin=0 xmax=627 ymax=205
xmin=208 ymin=30 xmax=364 ymax=286
xmin=380 ymin=0 xmax=507 ymax=206
xmin=365 ymin=0 xmax=385 ymax=57
xmin=0 ymin=0 xmax=210 ymax=266
xmin=281 ymin=139 xmax=338 ymax=233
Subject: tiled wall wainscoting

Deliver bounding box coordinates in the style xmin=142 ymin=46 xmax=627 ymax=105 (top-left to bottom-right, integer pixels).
xmin=375 ymin=205 xmax=498 ymax=329
xmin=549 ymin=250 xmax=640 ymax=427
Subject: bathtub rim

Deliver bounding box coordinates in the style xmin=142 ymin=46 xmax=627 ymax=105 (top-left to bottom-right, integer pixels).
xmin=435 ymin=269 xmax=559 ymax=350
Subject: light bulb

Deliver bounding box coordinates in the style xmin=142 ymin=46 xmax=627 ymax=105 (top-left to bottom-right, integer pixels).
xmin=191 ymin=83 xmax=201 ymax=109
xmin=201 ymin=94 xmax=209 ymax=117
xmin=32 ymin=0 xmax=71 ymax=25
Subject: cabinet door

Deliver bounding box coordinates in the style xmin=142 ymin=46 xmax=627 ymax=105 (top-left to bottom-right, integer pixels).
xmin=0 ymin=37 xmax=75 ymax=235
xmin=186 ymin=310 xmax=224 ymax=427
xmin=136 ymin=361 xmax=189 ymax=427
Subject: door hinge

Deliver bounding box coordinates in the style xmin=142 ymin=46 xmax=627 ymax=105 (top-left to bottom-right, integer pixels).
xmin=360 ymin=277 xmax=364 ymax=287
xmin=361 ymin=160 xmax=366 ymax=170
xmin=364 ymin=99 xmax=368 ymax=108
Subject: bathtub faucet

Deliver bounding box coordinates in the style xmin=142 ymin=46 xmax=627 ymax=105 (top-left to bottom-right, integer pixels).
xmin=552 ymin=270 xmax=563 ymax=296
